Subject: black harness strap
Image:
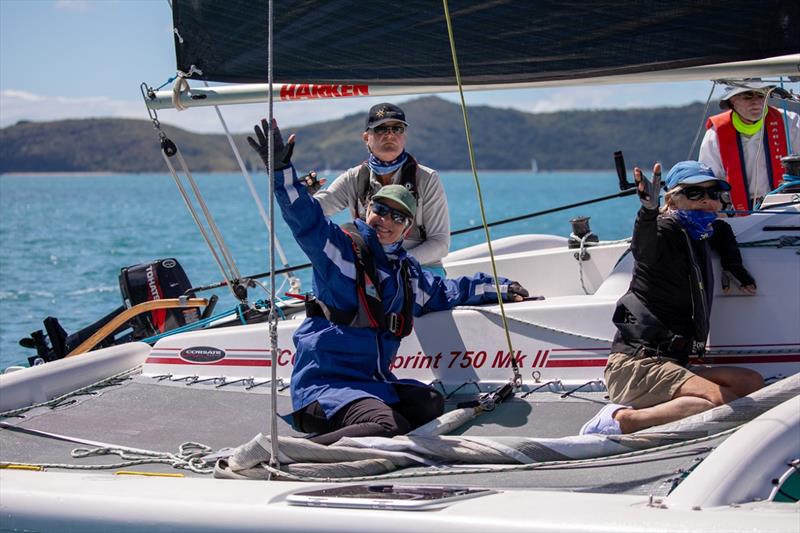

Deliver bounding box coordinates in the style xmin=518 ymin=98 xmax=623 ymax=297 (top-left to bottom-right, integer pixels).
xmin=342 ymin=223 xmax=386 ymax=329
xmin=305 ymin=223 xmax=414 ymax=337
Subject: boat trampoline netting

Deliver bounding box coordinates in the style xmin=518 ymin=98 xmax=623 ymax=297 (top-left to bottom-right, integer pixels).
xmin=172 ymin=0 xmax=800 ymax=85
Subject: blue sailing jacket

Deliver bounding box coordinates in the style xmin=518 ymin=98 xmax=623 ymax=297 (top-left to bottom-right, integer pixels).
xmin=274 ymin=164 xmax=517 ymax=419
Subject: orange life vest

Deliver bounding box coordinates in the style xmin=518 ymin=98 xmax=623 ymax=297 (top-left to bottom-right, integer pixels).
xmin=706 ymin=107 xmax=788 ymax=211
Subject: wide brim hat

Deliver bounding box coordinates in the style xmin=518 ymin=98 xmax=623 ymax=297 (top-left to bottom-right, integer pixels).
xmin=719 ymin=80 xmax=773 ymax=109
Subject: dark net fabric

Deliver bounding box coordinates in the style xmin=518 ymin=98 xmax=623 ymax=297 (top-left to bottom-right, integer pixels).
xmin=173 ymin=0 xmax=800 ymax=85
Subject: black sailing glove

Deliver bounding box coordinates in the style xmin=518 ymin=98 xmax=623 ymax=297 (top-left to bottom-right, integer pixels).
xmin=721 ymin=265 xmax=757 ymax=293
xmin=634 ymin=165 xmax=662 ymax=210
xmin=247 ymin=118 xmax=294 ymax=171
xmin=505 ymin=281 xmax=530 ymax=302
xmin=300 ymin=171 xmax=326 ymax=194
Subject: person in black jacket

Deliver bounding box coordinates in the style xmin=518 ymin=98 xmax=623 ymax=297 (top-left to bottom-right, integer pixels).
xmin=581 ymin=160 xmax=763 ymax=435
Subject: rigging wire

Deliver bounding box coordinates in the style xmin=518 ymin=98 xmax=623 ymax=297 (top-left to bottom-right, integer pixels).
xmin=441 ymin=0 xmax=521 ymax=388
xmin=150 ymin=122 xmax=242 ymax=301
xmin=687 ymin=81 xmax=717 ymax=159
xmin=202 ymin=79 xmax=298 ymax=291
xmin=266 ymin=0 xmax=281 ymax=473
xmin=177 ymin=152 xmax=243 ymax=281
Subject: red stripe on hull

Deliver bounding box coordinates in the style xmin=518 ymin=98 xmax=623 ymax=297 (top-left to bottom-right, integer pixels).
xmin=145 ymin=357 xmax=271 ymax=367
xmin=546 ymin=359 xmax=607 ymax=368
xmin=546 ymin=354 xmax=800 ymax=368
xmin=696 ymin=354 xmax=800 ymax=365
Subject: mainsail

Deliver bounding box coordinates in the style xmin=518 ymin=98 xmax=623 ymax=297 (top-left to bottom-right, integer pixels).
xmin=172 ymin=1 xmax=800 ymax=86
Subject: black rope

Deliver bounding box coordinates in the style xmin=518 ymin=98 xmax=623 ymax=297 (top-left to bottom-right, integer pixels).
xmin=451 ymin=189 xmax=636 ymax=236
xmin=187 ymin=188 xmax=638 ymax=292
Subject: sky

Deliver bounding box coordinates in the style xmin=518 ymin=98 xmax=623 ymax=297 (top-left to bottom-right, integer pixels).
xmin=0 ymin=0 xmax=792 ymax=134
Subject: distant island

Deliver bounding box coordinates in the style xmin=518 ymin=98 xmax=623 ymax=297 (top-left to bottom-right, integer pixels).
xmin=0 ymin=95 xmax=778 ymax=174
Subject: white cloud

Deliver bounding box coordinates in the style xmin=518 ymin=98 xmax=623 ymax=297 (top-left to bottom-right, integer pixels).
xmin=1 ymin=90 xmax=144 ymax=127
xmin=54 ymin=1 xmax=92 ymax=12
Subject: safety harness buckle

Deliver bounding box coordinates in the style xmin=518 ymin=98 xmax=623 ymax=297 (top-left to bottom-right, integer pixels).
xmin=388 ymin=313 xmax=404 ymax=336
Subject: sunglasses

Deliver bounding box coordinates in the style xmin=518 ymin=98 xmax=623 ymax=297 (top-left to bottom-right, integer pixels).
xmin=371 ymin=201 xmax=410 ymax=225
xmin=678 ymin=186 xmax=723 ymax=201
xmin=737 ymin=91 xmax=767 ymax=100
xmin=371 ymin=125 xmax=406 ymax=135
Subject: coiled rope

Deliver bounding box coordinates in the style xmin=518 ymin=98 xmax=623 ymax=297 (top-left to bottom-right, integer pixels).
xmin=0 ymin=442 xmax=214 ymax=475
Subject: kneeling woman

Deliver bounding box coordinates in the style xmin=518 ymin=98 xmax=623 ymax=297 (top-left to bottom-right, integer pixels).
xmin=249 ymin=120 xmax=528 ymax=445
xmin=581 ymin=160 xmax=763 ymax=435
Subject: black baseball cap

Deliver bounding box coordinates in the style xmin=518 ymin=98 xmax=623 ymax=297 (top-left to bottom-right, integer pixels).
xmin=365 ymin=103 xmax=409 ymax=130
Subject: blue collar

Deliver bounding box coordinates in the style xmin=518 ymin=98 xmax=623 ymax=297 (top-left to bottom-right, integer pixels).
xmin=368 ymin=151 xmax=408 ymax=176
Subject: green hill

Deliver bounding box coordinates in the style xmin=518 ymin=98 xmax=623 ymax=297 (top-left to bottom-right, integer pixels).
xmin=3 ymin=95 xmax=788 ymax=174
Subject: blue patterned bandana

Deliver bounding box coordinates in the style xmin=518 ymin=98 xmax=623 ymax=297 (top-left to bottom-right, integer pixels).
xmin=672 ymin=209 xmax=717 ymax=240
xmin=382 ymin=241 xmax=405 ymax=258
xmin=368 ymin=151 xmax=408 ymax=176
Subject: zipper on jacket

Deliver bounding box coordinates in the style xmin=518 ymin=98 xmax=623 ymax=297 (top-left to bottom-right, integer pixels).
xmin=682 ymin=230 xmax=709 ymax=345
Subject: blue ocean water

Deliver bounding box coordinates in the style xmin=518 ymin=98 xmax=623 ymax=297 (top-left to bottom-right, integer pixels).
xmin=0 ymin=171 xmax=639 ymax=368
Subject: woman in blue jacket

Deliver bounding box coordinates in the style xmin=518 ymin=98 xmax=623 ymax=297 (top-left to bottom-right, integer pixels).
xmin=249 ymin=120 xmax=528 ymax=445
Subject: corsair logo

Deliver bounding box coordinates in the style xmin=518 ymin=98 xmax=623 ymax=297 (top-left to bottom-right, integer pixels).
xmin=179 ymin=346 xmax=226 ymax=364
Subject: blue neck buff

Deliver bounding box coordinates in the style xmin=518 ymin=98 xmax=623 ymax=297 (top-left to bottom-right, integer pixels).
xmin=368 ymin=151 xmax=408 ymax=176
xmin=672 ymin=210 xmax=717 ymax=240
xmin=382 ymin=240 xmax=405 ymax=259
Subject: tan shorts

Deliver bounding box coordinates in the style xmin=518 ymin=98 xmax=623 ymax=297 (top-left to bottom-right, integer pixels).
xmin=604 ymin=352 xmax=696 ymax=409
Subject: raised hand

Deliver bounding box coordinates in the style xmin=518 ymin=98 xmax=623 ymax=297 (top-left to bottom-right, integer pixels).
xmin=299 ymin=171 xmax=327 ymax=194
xmin=633 ymin=163 xmax=662 ymax=210
xmin=247 ymin=118 xmax=295 ymax=171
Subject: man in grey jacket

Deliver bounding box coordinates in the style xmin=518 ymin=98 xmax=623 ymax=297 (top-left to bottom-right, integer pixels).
xmin=313 ymin=103 xmax=450 ymax=276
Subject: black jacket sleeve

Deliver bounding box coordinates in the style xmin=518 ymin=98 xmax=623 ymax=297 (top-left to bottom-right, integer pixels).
xmin=630 ymin=207 xmax=661 ymax=264
xmin=709 ymin=219 xmax=755 ymax=287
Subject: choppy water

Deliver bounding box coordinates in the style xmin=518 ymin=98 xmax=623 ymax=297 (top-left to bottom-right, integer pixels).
xmin=0 ymin=171 xmax=639 ymax=368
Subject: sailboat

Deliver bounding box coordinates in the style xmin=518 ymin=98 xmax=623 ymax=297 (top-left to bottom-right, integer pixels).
xmin=1 ymin=2 xmax=799 ymax=531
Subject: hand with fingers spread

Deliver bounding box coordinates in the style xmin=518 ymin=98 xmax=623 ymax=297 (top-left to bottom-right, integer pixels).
xmin=247 ymin=118 xmax=295 ymax=171
xmin=633 ymin=163 xmax=662 ymax=210
xmin=299 ymin=171 xmax=327 ymax=194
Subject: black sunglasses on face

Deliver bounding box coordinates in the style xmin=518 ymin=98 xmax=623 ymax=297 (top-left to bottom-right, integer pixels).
xmin=678 ymin=186 xmax=723 ymax=201
xmin=371 ymin=125 xmax=406 ymax=135
xmin=371 ymin=201 xmax=410 ymax=225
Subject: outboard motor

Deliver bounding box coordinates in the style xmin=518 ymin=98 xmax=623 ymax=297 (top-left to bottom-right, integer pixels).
xmin=20 ymin=258 xmax=199 ymax=366
xmin=119 ymin=258 xmax=200 ymax=337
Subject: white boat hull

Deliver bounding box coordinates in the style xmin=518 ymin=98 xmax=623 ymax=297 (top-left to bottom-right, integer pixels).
xmin=141 ymin=201 xmax=800 ymax=389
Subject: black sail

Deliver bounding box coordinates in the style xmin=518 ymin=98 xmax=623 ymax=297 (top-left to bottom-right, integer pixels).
xmin=172 ymin=0 xmax=800 ymax=85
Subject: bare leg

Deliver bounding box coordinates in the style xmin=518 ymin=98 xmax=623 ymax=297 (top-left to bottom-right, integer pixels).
xmin=691 ymin=366 xmax=764 ymax=398
xmin=614 ymin=367 xmax=762 ymax=434
xmin=616 ymin=395 xmax=713 ymax=434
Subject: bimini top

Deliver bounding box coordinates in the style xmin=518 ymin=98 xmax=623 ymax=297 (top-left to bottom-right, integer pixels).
xmin=171 ymin=0 xmax=800 ymax=85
